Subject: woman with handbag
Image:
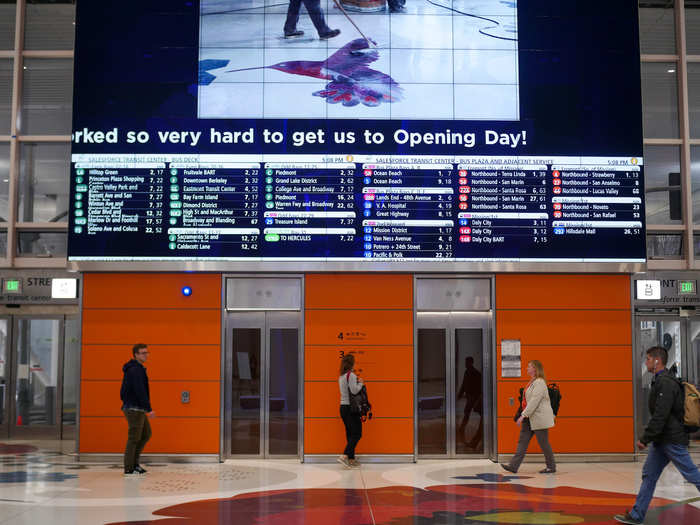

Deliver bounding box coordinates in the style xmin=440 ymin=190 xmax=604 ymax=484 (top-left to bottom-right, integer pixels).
xmin=501 ymin=360 xmax=557 ymax=474
xmin=338 ymin=354 xmax=363 ymax=468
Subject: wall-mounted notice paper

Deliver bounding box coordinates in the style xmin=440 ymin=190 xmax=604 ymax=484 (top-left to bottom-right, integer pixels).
xmin=501 ymin=339 xmax=521 ymax=378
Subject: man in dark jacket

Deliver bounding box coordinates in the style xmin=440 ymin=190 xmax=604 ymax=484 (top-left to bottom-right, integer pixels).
xmin=614 ymin=346 xmax=700 ymax=524
xmin=120 ymin=343 xmax=154 ymax=476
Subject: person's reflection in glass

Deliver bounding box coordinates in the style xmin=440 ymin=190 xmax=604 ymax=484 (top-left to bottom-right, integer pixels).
xmin=457 ymin=356 xmax=483 ymax=451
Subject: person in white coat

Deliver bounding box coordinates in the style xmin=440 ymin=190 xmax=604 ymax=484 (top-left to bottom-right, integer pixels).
xmin=501 ymin=360 xmax=556 ymax=474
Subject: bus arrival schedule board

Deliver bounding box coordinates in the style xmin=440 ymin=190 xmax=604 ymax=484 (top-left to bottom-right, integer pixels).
xmin=68 ymin=1 xmax=645 ymax=266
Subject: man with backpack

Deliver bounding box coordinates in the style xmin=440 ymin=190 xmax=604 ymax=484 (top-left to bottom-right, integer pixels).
xmin=614 ymin=346 xmax=700 ymax=524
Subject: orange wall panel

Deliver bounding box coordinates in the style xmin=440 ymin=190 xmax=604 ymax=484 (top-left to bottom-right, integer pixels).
xmin=496 ymin=274 xmax=630 ymax=310
xmin=81 ymin=345 xmax=221 ymax=381
xmin=306 ymin=274 xmax=412 ymax=309
xmin=496 ymin=381 xmax=633 ymax=419
xmin=80 ymin=417 xmax=219 ymax=453
xmin=496 ymin=310 xmax=632 ymax=346
xmin=305 ymin=346 xmax=413 ymax=381
xmin=82 ymin=309 xmax=221 ymax=345
xmin=81 ymin=381 xmax=220 ymax=417
xmin=497 ymin=417 xmax=634 ymax=454
xmin=495 ymin=346 xmax=632 ymax=381
xmin=83 ymin=273 xmax=221 ymax=309
xmin=304 ymin=418 xmax=413 ymax=454
xmin=305 ymin=309 xmax=413 ymax=346
xmin=305 ymin=381 xmax=413 ymax=418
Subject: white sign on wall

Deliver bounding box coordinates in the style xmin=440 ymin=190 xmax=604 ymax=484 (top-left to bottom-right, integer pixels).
xmin=636 ymin=280 xmax=661 ymax=301
xmin=51 ymin=278 xmax=78 ymax=299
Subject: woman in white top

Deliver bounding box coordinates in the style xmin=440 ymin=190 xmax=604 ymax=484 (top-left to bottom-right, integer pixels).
xmin=501 ymin=360 xmax=556 ymax=474
xmin=338 ymin=354 xmax=363 ymax=468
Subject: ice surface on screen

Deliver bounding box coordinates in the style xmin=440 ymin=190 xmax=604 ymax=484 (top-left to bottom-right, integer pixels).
xmin=198 ymin=0 xmax=519 ymax=120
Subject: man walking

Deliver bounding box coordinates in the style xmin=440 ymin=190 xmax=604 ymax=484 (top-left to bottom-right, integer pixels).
xmin=614 ymin=346 xmax=700 ymax=524
xmin=120 ymin=343 xmax=154 ymax=476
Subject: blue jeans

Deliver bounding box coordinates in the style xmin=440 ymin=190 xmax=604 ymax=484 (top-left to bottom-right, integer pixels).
xmin=630 ymin=442 xmax=700 ymax=521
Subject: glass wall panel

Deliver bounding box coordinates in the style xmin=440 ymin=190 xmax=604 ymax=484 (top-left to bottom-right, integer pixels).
xmin=0 ymin=2 xmax=16 ymax=50
xmin=642 ymin=63 xmax=680 ymax=138
xmin=231 ymin=328 xmax=261 ymax=455
xmin=0 ymin=142 xmax=9 ymax=222
xmin=0 ymin=230 xmax=6 ymax=256
xmin=692 ymin=146 xmax=700 ymax=223
xmin=24 ymin=1 xmax=76 ymax=50
xmin=647 ymin=233 xmax=683 ymax=258
xmin=19 ymin=59 xmax=73 ymax=135
xmin=417 ymin=328 xmax=447 ymax=455
xmin=687 ymin=2 xmax=700 ymax=54
xmin=18 ymin=142 xmax=70 ymax=222
xmin=268 ymin=328 xmax=298 ymax=455
xmin=0 ymin=318 xmax=7 ymax=425
xmin=644 ymin=145 xmax=682 ymax=224
xmin=689 ymin=63 xmax=700 ymax=138
xmin=639 ymin=2 xmax=676 ymax=54
xmin=15 ymin=319 xmax=60 ymax=426
xmin=17 ymin=231 xmax=67 ymax=257
xmin=0 ymin=59 xmax=11 ymax=134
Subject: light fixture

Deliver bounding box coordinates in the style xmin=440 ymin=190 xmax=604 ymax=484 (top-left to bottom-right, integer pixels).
xmin=667 ymin=68 xmax=676 ymax=73
xmin=182 ymin=286 xmax=192 ymax=297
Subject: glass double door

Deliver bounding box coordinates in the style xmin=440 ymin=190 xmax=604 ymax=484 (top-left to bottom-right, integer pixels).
xmin=224 ymin=311 xmax=301 ymax=458
xmin=0 ymin=315 xmax=79 ymax=439
xmin=417 ymin=311 xmax=492 ymax=458
xmin=635 ymin=315 xmax=700 ymax=448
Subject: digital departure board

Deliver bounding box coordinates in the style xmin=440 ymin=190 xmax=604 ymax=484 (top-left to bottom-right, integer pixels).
xmin=69 ymin=1 xmax=645 ymax=267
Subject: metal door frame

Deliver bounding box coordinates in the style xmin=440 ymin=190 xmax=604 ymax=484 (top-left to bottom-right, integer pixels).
xmin=6 ymin=315 xmax=66 ymax=439
xmin=416 ymin=310 xmax=493 ymax=459
xmin=633 ymin=313 xmax=700 ymax=443
xmin=0 ymin=315 xmax=11 ymax=438
xmin=223 ymin=309 xmax=302 ymax=459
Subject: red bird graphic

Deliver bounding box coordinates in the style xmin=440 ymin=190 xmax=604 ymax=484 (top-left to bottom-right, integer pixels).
xmin=227 ymin=39 xmax=402 ymax=107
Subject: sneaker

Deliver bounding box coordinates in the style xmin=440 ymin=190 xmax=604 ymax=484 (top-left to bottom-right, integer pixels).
xmin=284 ymin=30 xmax=304 ymax=38
xmin=133 ymin=465 xmax=147 ymax=474
xmin=348 ymin=459 xmax=360 ymax=468
xmin=124 ymin=469 xmax=137 ymax=476
xmin=319 ymin=29 xmax=341 ymax=40
xmin=500 ymin=463 xmax=517 ymax=474
xmin=613 ymin=512 xmax=642 ymax=525
xmin=336 ymin=455 xmax=351 ymax=468
xmin=539 ymin=468 xmax=556 ymax=474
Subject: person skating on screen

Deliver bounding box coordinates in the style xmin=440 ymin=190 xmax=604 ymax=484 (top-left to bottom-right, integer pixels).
xmin=284 ymin=0 xmax=340 ymax=40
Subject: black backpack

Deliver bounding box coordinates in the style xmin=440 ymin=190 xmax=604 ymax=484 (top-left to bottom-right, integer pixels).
xmin=346 ymin=372 xmax=373 ymax=421
xmin=518 ymin=382 xmax=562 ymax=416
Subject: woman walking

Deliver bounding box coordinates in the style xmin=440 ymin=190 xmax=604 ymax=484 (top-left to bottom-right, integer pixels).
xmin=501 ymin=360 xmax=556 ymax=474
xmin=338 ymin=354 xmax=363 ymax=468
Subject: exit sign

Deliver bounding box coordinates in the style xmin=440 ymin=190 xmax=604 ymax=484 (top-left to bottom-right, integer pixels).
xmin=678 ymin=280 xmax=697 ymax=295
xmin=3 ymin=279 xmax=21 ymax=294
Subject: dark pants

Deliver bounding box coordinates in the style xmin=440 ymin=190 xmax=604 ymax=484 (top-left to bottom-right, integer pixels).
xmin=340 ymin=404 xmax=362 ymax=459
xmin=508 ymin=418 xmax=555 ymax=471
xmin=284 ymin=0 xmax=331 ymax=35
xmin=124 ymin=409 xmax=151 ymax=470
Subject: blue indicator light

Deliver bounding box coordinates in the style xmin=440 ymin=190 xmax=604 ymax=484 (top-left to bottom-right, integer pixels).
xmin=364 ymin=251 xmax=372 ymax=258
xmin=182 ymin=286 xmax=192 ymax=296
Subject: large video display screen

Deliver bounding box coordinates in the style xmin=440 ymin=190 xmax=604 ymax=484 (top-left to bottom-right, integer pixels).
xmin=69 ymin=1 xmax=645 ymax=265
